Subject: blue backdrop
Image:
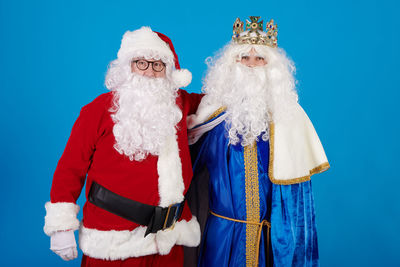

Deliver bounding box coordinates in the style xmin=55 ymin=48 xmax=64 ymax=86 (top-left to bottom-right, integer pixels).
xmin=1 ymin=0 xmax=399 ymax=266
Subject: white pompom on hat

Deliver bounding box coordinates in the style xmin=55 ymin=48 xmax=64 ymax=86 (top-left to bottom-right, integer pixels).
xmin=117 ymin=26 xmax=192 ymax=88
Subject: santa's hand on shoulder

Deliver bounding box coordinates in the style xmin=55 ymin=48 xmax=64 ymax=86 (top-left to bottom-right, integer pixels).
xmin=50 ymin=230 xmax=78 ymax=261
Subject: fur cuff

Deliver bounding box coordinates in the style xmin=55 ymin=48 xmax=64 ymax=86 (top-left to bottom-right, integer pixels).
xmin=78 ymin=217 xmax=201 ymax=260
xmin=43 ymin=202 xmax=80 ymax=236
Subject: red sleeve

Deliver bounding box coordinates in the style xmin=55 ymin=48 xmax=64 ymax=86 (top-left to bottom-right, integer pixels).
xmin=180 ymin=90 xmax=204 ymax=115
xmin=50 ymin=95 xmax=108 ymax=203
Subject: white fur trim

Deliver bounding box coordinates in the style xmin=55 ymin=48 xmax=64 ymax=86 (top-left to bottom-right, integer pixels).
xmin=79 ymin=225 xmax=156 ymax=260
xmin=78 ymin=217 xmax=200 ymax=260
xmin=44 ymin=202 xmax=80 ymax=236
xmin=157 ymin=128 xmax=185 ymax=207
xmin=117 ymin=27 xmax=174 ymax=63
xmin=186 ymin=96 xmax=224 ymax=144
xmin=188 ymin=112 xmax=228 ymax=145
xmin=172 ymin=69 xmax=192 ymax=88
xmin=176 ymin=217 xmax=201 ymax=246
xmin=156 ymin=216 xmax=201 ymax=254
xmin=187 ymin=96 xmax=222 ymax=130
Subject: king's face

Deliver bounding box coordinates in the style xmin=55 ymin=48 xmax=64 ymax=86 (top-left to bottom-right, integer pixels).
xmin=237 ymin=48 xmax=267 ymax=68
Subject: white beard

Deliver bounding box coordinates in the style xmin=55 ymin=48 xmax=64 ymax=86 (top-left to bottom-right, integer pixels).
xmin=204 ymin=63 xmax=298 ymax=146
xmin=202 ymin=44 xmax=298 ymax=147
xmin=223 ymin=64 xmax=271 ymax=146
xmin=110 ymin=73 xmax=182 ymax=161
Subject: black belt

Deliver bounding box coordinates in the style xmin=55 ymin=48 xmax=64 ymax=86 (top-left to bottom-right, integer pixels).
xmin=88 ymin=181 xmax=184 ymax=237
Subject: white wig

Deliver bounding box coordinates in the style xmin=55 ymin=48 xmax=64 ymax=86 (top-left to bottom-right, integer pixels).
xmin=203 ymin=42 xmax=298 ymax=146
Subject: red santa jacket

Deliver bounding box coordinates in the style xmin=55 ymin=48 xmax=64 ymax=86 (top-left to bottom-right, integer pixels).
xmin=43 ymin=90 xmax=203 ymax=260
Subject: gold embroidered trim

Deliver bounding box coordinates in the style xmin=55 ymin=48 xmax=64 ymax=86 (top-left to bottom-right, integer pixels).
xmin=268 ymin=123 xmax=330 ymax=185
xmin=207 ymin=106 xmax=227 ymax=121
xmin=244 ymin=142 xmax=261 ymax=267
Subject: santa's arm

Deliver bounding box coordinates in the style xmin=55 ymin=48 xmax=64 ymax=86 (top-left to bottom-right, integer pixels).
xmin=44 ymin=101 xmax=103 ymax=236
xmin=180 ymin=90 xmax=204 ymax=115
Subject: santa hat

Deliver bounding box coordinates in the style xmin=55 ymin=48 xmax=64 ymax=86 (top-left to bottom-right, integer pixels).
xmin=117 ymin=26 xmax=192 ymax=88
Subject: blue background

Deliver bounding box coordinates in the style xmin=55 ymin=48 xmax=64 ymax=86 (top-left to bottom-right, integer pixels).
xmin=1 ymin=0 xmax=399 ymax=266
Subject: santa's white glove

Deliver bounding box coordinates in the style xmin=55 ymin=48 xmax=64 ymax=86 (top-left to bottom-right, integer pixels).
xmin=50 ymin=230 xmax=78 ymax=261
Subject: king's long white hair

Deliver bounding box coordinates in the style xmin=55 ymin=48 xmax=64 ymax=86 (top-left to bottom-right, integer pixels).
xmin=104 ymin=53 xmax=181 ymax=161
xmin=203 ymin=43 xmax=298 ymax=146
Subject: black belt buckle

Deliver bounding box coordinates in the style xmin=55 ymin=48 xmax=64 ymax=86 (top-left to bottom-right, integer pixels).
xmin=144 ymin=202 xmax=184 ymax=237
xmin=162 ymin=203 xmax=180 ymax=230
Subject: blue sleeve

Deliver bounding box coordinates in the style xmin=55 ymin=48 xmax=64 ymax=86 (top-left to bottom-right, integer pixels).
xmin=270 ymin=180 xmax=319 ymax=267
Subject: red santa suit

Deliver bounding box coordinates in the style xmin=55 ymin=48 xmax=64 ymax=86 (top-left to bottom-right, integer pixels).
xmin=43 ymin=27 xmax=202 ymax=265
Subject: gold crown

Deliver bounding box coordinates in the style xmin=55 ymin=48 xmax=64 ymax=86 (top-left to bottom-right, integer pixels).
xmin=232 ymin=16 xmax=278 ymax=48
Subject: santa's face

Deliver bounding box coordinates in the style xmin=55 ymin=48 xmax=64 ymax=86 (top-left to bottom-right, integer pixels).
xmin=237 ymin=48 xmax=267 ymax=67
xmin=130 ymin=57 xmax=166 ymax=78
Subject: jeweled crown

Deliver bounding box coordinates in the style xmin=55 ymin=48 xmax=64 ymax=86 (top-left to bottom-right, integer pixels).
xmin=232 ymin=16 xmax=278 ymax=48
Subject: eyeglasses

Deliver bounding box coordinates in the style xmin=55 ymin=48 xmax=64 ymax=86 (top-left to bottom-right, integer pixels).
xmin=131 ymin=59 xmax=166 ymax=72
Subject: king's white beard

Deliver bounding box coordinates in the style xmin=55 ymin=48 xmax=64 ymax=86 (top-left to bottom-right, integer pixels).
xmin=202 ymin=44 xmax=298 ymax=147
xmin=223 ymin=65 xmax=271 ymax=146
xmin=110 ymin=73 xmax=182 ymax=161
xmin=204 ymin=63 xmax=297 ymax=146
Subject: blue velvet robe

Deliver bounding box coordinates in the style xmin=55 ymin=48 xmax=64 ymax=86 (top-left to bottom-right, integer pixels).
xmin=191 ymin=113 xmax=319 ymax=267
